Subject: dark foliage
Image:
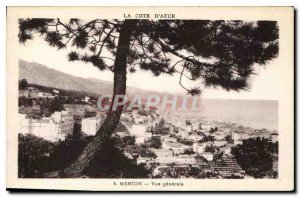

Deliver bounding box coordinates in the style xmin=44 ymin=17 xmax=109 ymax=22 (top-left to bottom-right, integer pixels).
xmin=125 ymin=144 xmax=157 ymax=158
xmin=19 ymin=79 xmax=28 ymax=90
xmin=205 ymin=145 xmax=216 ymax=153
xmin=183 ymin=149 xmax=195 ymax=155
xmin=232 ymin=137 xmax=278 ymax=178
xmin=153 ymin=118 xmax=170 ymax=135
xmin=177 ymin=137 xmax=193 ymax=146
xmin=145 ymin=136 xmax=162 ymax=149
xmin=185 ymin=120 xmax=192 ymax=125
xmin=19 ymin=19 xmax=279 ymax=95
xmin=200 ymin=135 xmax=215 ymax=143
xmin=18 ymin=134 xmax=55 ymax=178
xmin=115 ymin=135 xmax=135 ymax=148
xmin=85 ymin=138 xmax=149 ymax=178
xmin=19 ymin=97 xmax=33 ymax=107
xmin=225 ymin=135 xmax=234 ymax=144
xmin=50 ymin=96 xmax=65 ymax=113
xmin=47 ymin=134 xmax=91 ymax=172
xmin=18 ymin=133 xmax=149 ymax=178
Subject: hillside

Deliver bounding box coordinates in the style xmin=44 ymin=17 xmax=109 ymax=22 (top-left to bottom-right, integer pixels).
xmin=19 ymin=59 xmax=113 ymax=96
xmin=19 ymin=59 xmax=162 ymax=97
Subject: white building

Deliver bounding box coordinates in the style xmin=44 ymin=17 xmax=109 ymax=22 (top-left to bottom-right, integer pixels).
xmin=213 ymin=132 xmax=226 ymax=141
xmin=136 ymin=136 xmax=145 ymax=144
xmin=214 ymin=140 xmax=227 ymax=147
xmin=187 ymin=134 xmax=204 ymax=142
xmin=52 ymin=111 xmax=74 ymax=134
xmin=115 ymin=131 xmax=129 ymax=138
xmin=232 ymin=132 xmax=242 ymax=141
xmin=129 ymin=124 xmax=152 ymax=144
xmin=124 ymin=151 xmax=134 ymax=159
xmin=37 ymin=92 xmax=55 ymax=99
xmin=177 ymin=129 xmax=190 ymax=138
xmin=234 ymin=140 xmax=243 ymax=146
xmin=18 ymin=111 xmax=74 ymax=142
xmin=220 ymin=146 xmax=232 ymax=155
xmin=81 ymin=116 xmax=102 ymax=136
xmin=202 ymin=152 xmax=214 ymax=161
xmin=137 ymin=156 xmax=153 ymax=165
xmin=180 ymin=125 xmax=193 ymax=132
xmin=155 ymin=156 xmax=197 ymax=165
xmin=83 ymin=96 xmax=90 ymax=103
xmin=201 ymin=123 xmax=214 ymax=130
xmin=270 ymin=133 xmax=279 ymax=143
xmin=202 ymin=141 xmax=214 ymax=147
xmin=135 ymin=132 xmax=152 ymax=145
xmin=193 ymin=143 xmax=205 ymax=154
xmin=85 ymin=96 xmax=90 ymax=102
xmin=161 ymin=136 xmax=177 ymax=142
xmin=131 ymin=124 xmax=146 ymax=136
xmin=222 ymin=127 xmax=232 ymax=135
xmin=150 ymin=148 xmax=173 ymax=158
xmin=19 ymin=90 xmax=30 ymax=97
xmin=162 ymin=141 xmax=191 ymax=154
xmin=144 ymin=132 xmax=152 ymax=139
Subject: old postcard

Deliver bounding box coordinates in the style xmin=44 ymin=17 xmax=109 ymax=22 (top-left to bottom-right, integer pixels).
xmin=6 ymin=6 xmax=294 ymax=191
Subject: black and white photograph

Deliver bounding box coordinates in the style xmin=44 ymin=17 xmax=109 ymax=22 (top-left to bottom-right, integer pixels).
xmin=6 ymin=6 xmax=294 ymax=191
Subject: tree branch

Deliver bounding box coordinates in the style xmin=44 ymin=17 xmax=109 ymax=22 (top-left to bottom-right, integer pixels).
xmin=145 ymin=34 xmax=214 ymax=69
xmin=97 ymin=27 xmax=116 ymax=56
xmin=179 ymin=63 xmax=190 ymax=91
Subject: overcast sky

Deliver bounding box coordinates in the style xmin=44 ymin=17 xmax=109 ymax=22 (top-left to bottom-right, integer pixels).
xmin=18 ymin=39 xmax=281 ymax=100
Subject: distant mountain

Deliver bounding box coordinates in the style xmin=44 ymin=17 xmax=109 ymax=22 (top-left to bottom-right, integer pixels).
xmin=19 ymin=59 xmax=163 ymax=97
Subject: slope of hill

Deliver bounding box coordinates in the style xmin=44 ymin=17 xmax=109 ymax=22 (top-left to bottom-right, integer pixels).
xmin=19 ymin=59 xmax=113 ymax=96
xmin=19 ymin=59 xmax=161 ymax=97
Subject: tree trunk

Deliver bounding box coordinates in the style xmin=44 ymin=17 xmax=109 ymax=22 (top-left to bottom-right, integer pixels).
xmin=46 ymin=20 xmax=137 ymax=178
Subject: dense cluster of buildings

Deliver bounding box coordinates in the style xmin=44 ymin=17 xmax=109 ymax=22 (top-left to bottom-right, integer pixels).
xmin=119 ymin=112 xmax=278 ymax=178
xmin=19 ymin=87 xmax=57 ymax=99
xmin=18 ymin=111 xmax=74 ymax=142
xmin=18 ymin=85 xmax=104 ymax=141
xmin=19 ymin=110 xmax=102 ymax=141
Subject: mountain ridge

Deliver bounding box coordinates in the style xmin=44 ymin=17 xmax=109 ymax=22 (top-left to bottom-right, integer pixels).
xmin=19 ymin=59 xmax=170 ymax=97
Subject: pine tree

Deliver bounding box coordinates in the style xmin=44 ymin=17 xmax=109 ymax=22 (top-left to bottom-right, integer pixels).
xmin=19 ymin=19 xmax=279 ymax=177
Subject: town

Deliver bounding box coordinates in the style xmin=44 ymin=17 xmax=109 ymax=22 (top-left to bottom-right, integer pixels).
xmin=18 ymin=79 xmax=279 ymax=179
